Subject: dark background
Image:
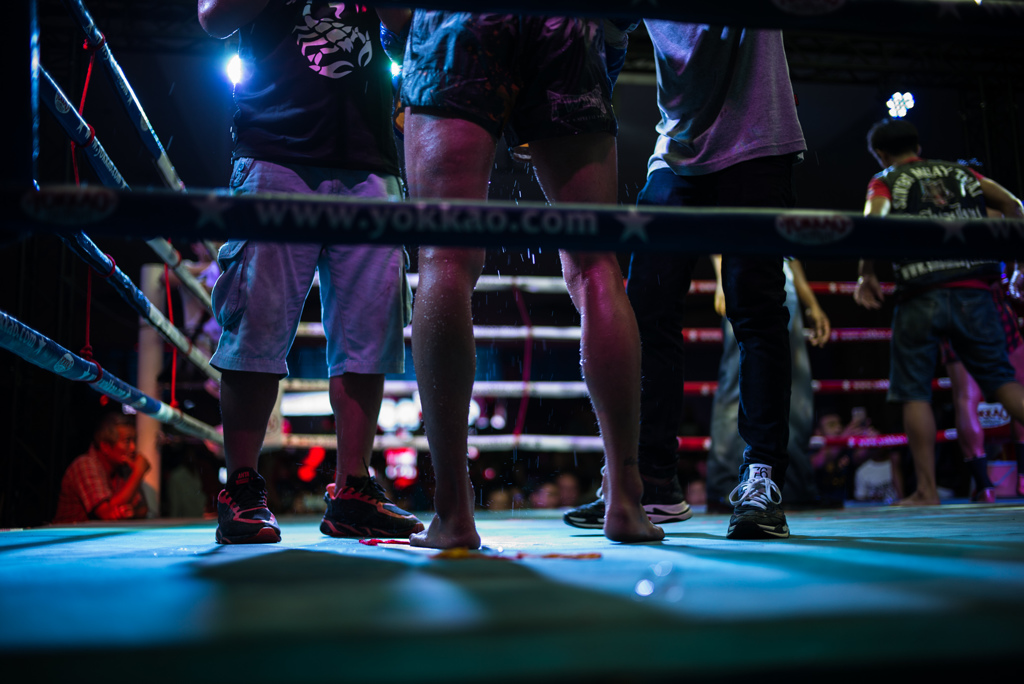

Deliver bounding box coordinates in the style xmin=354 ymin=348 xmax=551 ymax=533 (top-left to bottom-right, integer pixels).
xmin=2 ymin=2 xmax=1022 ymax=526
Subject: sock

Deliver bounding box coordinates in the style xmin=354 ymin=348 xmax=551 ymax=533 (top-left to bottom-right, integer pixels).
xmin=227 ymin=467 xmax=263 ymax=492
xmin=966 ymin=456 xmax=993 ymax=490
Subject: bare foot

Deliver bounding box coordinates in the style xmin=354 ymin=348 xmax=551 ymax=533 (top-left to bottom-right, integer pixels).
xmin=895 ymin=490 xmax=940 ymax=506
xmin=604 ymin=504 xmax=665 ymax=543
xmin=409 ymin=513 xmax=481 ymax=550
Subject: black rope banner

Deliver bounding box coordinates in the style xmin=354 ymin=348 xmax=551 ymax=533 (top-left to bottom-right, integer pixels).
xmin=10 ymin=185 xmax=1024 ymax=259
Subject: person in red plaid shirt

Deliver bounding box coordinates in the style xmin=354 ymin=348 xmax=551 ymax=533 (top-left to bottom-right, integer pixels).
xmin=53 ymin=412 xmax=150 ymax=523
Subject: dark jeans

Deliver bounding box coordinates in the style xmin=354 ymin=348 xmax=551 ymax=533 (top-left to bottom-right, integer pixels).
xmin=627 ymin=157 xmax=795 ymax=488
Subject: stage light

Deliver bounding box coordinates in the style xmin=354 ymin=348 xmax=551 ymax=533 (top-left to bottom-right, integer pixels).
xmin=886 ymin=92 xmax=914 ymax=118
xmin=390 ymin=61 xmax=401 ymax=78
xmin=468 ymin=398 xmax=481 ymax=426
xmin=385 ymin=447 xmax=418 ymax=485
xmin=226 ymin=54 xmax=244 ymax=85
xmin=298 ymin=446 xmax=326 ymax=482
xmin=395 ymin=398 xmax=421 ymax=431
xmin=280 ymin=391 xmax=331 ymax=416
xmin=377 ymin=397 xmax=398 ymax=433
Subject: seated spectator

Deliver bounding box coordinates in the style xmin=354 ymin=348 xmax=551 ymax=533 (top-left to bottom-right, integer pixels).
xmin=556 ymin=472 xmax=581 ymax=508
xmin=485 ymin=489 xmax=513 ymax=512
xmin=811 ymin=408 xmax=878 ymax=506
xmin=53 ymin=411 xmax=150 ymax=523
xmin=528 ymin=481 xmax=560 ymax=510
xmin=854 ymin=448 xmax=904 ymax=504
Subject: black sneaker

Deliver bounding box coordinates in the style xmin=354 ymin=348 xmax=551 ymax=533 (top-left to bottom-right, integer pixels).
xmin=563 ymin=497 xmax=606 ymax=529
xmin=726 ymin=464 xmax=789 ymax=540
xmin=562 ymin=478 xmax=693 ymax=529
xmin=641 ymin=474 xmax=694 ymax=524
xmin=216 ymin=467 xmax=281 ymax=544
xmin=320 ymin=476 xmax=425 ymax=538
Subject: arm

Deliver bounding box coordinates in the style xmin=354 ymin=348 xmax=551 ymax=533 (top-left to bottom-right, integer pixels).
xmin=711 ymin=254 xmax=725 ymax=317
xmin=854 ymin=195 xmax=889 ymax=310
xmin=93 ymin=455 xmax=151 ymax=520
xmin=198 ymin=0 xmax=270 ymax=39
xmin=980 ymin=176 xmax=1024 ymax=219
xmin=1008 ymin=261 xmax=1024 ymax=304
xmin=789 ymin=259 xmax=830 ymax=347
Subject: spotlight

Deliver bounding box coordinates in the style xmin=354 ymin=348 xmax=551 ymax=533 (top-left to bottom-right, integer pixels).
xmin=390 ymin=61 xmax=401 ymax=78
xmin=886 ymin=92 xmax=914 ymax=118
xmin=226 ymin=54 xmax=244 ymax=85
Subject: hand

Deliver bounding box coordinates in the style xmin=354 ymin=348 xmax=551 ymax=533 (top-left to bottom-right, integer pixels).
xmin=804 ymin=306 xmax=831 ymax=347
xmin=713 ymin=284 xmax=726 ymax=317
xmin=1008 ymin=266 xmax=1024 ymax=304
xmin=854 ymin=274 xmax=884 ymax=309
xmin=132 ymin=454 xmax=152 ymax=476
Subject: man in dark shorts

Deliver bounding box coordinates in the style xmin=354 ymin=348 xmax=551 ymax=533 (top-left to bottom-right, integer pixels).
xmin=400 ymin=13 xmax=663 ymax=548
xmin=855 ymin=118 xmax=1024 ymax=506
xmin=940 ymin=272 xmax=1024 ymax=502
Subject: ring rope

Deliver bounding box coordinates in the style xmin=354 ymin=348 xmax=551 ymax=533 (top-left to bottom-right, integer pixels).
xmin=404 ymin=274 xmax=897 ymax=296
xmin=276 ymin=423 xmax=1011 ymax=454
xmin=38 ymin=66 xmax=215 ymax=312
xmin=59 ymin=231 xmax=220 ymax=382
xmin=295 ymin=322 xmax=892 ymax=342
xmin=282 ymin=377 xmax=950 ymax=398
xmin=17 ymin=187 xmax=1023 ymax=259
xmin=62 ymin=0 xmax=185 ymax=192
xmin=0 ymin=310 xmax=222 ymax=445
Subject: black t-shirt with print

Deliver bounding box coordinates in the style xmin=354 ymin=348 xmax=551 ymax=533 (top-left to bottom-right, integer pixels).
xmin=873 ymin=159 xmax=998 ymax=290
xmin=232 ymin=0 xmax=399 ymax=177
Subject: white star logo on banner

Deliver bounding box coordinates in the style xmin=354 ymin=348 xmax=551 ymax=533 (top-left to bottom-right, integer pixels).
xmin=616 ymin=209 xmax=652 ymax=243
xmin=192 ymin=193 xmax=231 ymax=231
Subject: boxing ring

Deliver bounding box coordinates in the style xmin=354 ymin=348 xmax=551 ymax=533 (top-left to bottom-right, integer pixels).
xmin=4 ymin=1 xmax=1024 ymax=681
xmin=7 ymin=0 xmax=1024 ymax=492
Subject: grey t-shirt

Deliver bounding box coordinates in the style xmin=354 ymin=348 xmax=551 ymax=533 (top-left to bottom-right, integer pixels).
xmin=644 ymin=22 xmax=806 ymax=176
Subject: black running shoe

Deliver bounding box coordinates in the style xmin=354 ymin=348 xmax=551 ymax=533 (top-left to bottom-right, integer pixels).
xmin=726 ymin=464 xmax=790 ymax=540
xmin=641 ymin=474 xmax=694 ymax=524
xmin=216 ymin=467 xmax=281 ymax=544
xmin=563 ymin=477 xmax=693 ymax=529
xmin=563 ymin=497 xmax=606 ymax=529
xmin=320 ymin=476 xmax=425 ymax=538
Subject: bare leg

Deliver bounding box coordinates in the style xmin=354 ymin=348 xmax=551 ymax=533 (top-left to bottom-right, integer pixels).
xmin=1009 ymin=345 xmax=1024 ymax=442
xmin=898 ymin=400 xmax=941 ymax=505
xmin=220 ymin=369 xmax=280 ymax=475
xmin=948 ymin=361 xmax=985 ymax=460
xmin=331 ymin=372 xmax=384 ymax=484
xmin=404 ymin=111 xmax=495 ymax=549
xmin=532 ymin=133 xmax=663 ymax=543
xmin=993 ymin=380 xmax=1024 ymax=426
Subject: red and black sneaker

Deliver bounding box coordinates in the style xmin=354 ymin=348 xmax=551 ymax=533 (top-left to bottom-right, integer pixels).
xmin=320 ymin=475 xmax=425 ymax=538
xmin=215 ymin=467 xmax=281 ymax=544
